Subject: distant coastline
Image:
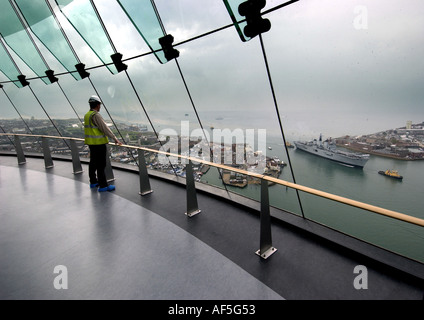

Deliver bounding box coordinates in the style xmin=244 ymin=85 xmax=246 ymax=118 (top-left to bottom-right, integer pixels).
xmin=335 ymin=121 xmax=424 ymax=161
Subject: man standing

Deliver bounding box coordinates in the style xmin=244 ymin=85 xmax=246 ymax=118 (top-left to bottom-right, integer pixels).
xmin=84 ymin=95 xmax=122 ymax=192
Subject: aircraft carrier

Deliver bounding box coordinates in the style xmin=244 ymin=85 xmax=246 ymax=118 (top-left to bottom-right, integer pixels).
xmin=294 ymin=134 xmax=370 ymax=168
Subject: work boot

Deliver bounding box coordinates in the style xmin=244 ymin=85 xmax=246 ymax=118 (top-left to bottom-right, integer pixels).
xmin=98 ymin=185 xmax=116 ymax=192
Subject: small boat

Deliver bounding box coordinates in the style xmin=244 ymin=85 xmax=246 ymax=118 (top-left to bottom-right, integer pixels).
xmin=285 ymin=142 xmax=294 ymax=148
xmin=268 ymin=146 xmax=272 ymax=150
xmin=378 ymin=169 xmax=403 ymax=180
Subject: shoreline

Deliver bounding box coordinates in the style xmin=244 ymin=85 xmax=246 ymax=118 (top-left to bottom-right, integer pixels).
xmin=336 ymin=143 xmax=424 ymax=161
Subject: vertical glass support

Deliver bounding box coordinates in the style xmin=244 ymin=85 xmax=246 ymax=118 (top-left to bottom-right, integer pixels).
xmin=138 ymin=149 xmax=153 ymax=196
xmin=105 ymin=144 xmax=115 ymax=182
xmin=55 ymin=0 xmax=119 ymax=74
xmin=185 ymin=160 xmax=201 ymax=217
xmin=41 ymin=137 xmax=54 ymax=169
xmin=14 ymin=135 xmax=26 ymax=165
xmin=70 ymin=139 xmax=83 ymax=174
xmin=256 ymin=179 xmax=277 ymax=259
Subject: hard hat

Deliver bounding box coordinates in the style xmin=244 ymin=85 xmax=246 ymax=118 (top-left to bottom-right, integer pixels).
xmin=88 ymin=95 xmax=102 ymax=104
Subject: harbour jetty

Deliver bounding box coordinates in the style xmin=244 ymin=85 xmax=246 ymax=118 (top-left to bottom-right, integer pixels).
xmin=221 ymin=156 xmax=285 ymax=188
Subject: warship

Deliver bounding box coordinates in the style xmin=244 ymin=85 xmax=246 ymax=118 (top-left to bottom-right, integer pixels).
xmin=294 ymin=134 xmax=370 ymax=168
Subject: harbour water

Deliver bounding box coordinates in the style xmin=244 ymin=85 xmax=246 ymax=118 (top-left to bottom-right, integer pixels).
xmin=200 ymin=134 xmax=424 ymax=263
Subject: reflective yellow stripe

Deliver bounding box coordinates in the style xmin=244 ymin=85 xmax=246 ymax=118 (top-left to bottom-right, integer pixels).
xmin=85 ymin=134 xmax=107 ymax=139
xmin=84 ymin=111 xmax=109 ymax=145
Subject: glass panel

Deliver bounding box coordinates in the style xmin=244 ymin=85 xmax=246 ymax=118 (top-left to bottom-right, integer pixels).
xmin=223 ymin=0 xmax=251 ymax=42
xmin=83 ymin=64 xmax=161 ymax=166
xmin=154 ymin=0 xmax=234 ymax=40
xmin=0 ymin=1 xmax=25 ymax=37
xmin=14 ymin=0 xmax=82 ymax=80
xmin=0 ymin=90 xmax=17 ymax=121
xmin=0 ymin=81 xmax=56 ymax=153
xmin=0 ymin=83 xmax=39 ymax=152
xmin=149 ymin=1 xmax=303 ymax=215
xmin=182 ymin=33 xmax=302 ymax=215
xmin=0 ymin=38 xmax=23 ymax=88
xmin=263 ymin=0 xmax=424 ymax=261
xmin=120 ymin=53 xmax=203 ymax=172
xmin=55 ymin=0 xmax=118 ymax=74
xmin=0 ymin=1 xmax=50 ymax=85
xmin=0 ymin=0 xmax=423 ymax=263
xmin=117 ymin=0 xmax=167 ymax=63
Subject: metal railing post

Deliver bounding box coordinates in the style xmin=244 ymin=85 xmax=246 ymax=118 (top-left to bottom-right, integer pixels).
xmin=105 ymin=144 xmax=114 ymax=182
xmin=138 ymin=149 xmax=153 ymax=195
xmin=70 ymin=139 xmax=83 ymax=174
xmin=14 ymin=135 xmax=26 ymax=165
xmin=256 ymin=179 xmax=277 ymax=259
xmin=185 ymin=160 xmax=201 ymax=217
xmin=41 ymin=137 xmax=54 ymax=169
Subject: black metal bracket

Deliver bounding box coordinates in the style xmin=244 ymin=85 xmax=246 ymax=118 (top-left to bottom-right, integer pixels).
xmin=159 ymin=34 xmax=180 ymax=62
xmin=17 ymin=75 xmax=29 ymax=87
xmin=75 ymin=63 xmax=90 ymax=79
xmin=111 ymin=52 xmax=128 ymax=73
xmin=45 ymin=70 xmax=58 ymax=84
xmin=238 ymin=0 xmax=271 ymax=38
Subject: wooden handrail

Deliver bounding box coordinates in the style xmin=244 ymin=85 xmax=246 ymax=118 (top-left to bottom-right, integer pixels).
xmin=2 ymin=133 xmax=424 ymax=227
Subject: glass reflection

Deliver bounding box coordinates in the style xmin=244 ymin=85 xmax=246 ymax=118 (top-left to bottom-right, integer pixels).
xmin=117 ymin=0 xmax=167 ymax=63
xmin=0 ymin=0 xmax=50 ymax=84
xmin=0 ymin=36 xmax=24 ymax=88
xmin=55 ymin=0 xmax=118 ymax=74
xmin=15 ymin=0 xmax=83 ymax=80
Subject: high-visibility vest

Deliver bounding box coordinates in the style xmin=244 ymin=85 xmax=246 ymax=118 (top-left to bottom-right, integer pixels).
xmin=84 ymin=110 xmax=109 ymax=145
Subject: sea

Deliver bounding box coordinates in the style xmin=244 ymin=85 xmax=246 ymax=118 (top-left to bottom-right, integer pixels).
xmin=200 ymin=135 xmax=424 ymax=263
xmin=144 ymin=108 xmax=424 ymax=262
xmin=174 ymin=113 xmax=423 ymax=264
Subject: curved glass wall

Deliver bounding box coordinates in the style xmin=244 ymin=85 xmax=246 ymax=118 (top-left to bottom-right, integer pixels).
xmin=15 ymin=0 xmax=83 ymax=80
xmin=0 ymin=0 xmax=423 ymax=263
xmin=55 ymin=0 xmax=118 ymax=74
xmin=0 ymin=0 xmax=53 ymax=85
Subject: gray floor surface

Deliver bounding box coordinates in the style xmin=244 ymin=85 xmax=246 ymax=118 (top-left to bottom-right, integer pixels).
xmin=0 ymin=164 xmax=283 ymax=300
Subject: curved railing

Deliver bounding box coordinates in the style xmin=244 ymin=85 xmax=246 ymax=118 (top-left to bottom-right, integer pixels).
xmin=1 ymin=133 xmax=424 ymax=260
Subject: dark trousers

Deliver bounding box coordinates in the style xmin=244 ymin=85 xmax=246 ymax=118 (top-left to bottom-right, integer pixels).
xmin=88 ymin=144 xmax=108 ymax=188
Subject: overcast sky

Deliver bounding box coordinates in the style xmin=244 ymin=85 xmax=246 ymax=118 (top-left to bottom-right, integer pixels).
xmin=0 ymin=0 xmax=423 ymax=140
